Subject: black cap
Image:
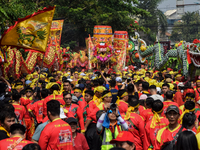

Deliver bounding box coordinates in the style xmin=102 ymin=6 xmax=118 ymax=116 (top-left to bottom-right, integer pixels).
xmin=66 ymin=117 xmax=77 ymax=124
xmin=166 ymin=105 xmax=179 ymax=114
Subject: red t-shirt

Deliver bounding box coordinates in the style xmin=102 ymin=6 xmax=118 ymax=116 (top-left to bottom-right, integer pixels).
xmin=0 ymin=136 xmax=33 ymax=150
xmin=77 ymin=97 xmax=87 ymax=111
xmin=144 ymin=117 xmax=169 ymax=150
xmin=20 ymin=97 xmax=33 ymax=119
xmin=125 ymin=112 xmax=145 ymax=150
xmin=63 ymin=104 xmax=84 ymax=131
xmin=138 ymin=105 xmax=146 ymax=115
xmin=12 ymin=103 xmax=26 ymax=125
xmin=155 ymin=124 xmax=182 ymax=150
xmin=73 ymin=132 xmax=89 ymax=150
xmin=140 ymin=109 xmax=154 ymax=124
xmin=173 ymin=91 xmax=184 ymax=106
xmin=39 ymin=118 xmax=73 ymax=150
xmin=29 ymin=99 xmax=44 ymax=123
xmin=43 ymin=95 xmax=65 ymax=116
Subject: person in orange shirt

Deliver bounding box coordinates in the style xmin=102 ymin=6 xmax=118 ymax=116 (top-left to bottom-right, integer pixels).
xmin=0 ymin=124 xmax=33 ymax=150
xmin=155 ymin=105 xmax=182 ymax=150
xmin=162 ymin=91 xmax=181 ymax=116
xmin=20 ymin=87 xmax=35 ymax=140
xmin=144 ymin=100 xmax=169 ymax=150
xmin=140 ymin=97 xmax=154 ymax=124
xmin=10 ymin=89 xmax=26 ymax=125
xmin=124 ymin=95 xmax=145 ymax=150
xmin=62 ymin=92 xmax=85 ymax=133
xmin=43 ymin=82 xmax=65 ymax=117
xmin=38 ymin=100 xmax=73 ymax=150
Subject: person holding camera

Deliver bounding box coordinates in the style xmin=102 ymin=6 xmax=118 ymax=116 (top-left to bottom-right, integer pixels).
xmin=124 ymin=95 xmax=145 ymax=150
xmin=96 ymin=103 xmax=128 ymax=150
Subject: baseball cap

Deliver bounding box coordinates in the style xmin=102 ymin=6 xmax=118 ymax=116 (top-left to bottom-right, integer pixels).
xmin=139 ymin=94 xmax=147 ymax=100
xmin=116 ymin=77 xmax=122 ymax=83
xmin=66 ymin=117 xmax=77 ymax=124
xmin=60 ymin=107 xmax=67 ymax=119
xmin=166 ymin=105 xmax=179 ymax=114
xmin=110 ymin=131 xmax=134 ymax=144
xmin=178 ymin=82 xmax=184 ymax=87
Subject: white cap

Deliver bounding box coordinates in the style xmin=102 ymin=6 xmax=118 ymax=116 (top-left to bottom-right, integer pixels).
xmin=116 ymin=77 xmax=122 ymax=83
xmin=80 ymin=73 xmax=86 ymax=76
xmin=60 ymin=107 xmax=67 ymax=119
xmin=67 ymin=79 xmax=73 ymax=82
xmin=139 ymin=94 xmax=147 ymax=100
xmin=178 ymin=82 xmax=184 ymax=87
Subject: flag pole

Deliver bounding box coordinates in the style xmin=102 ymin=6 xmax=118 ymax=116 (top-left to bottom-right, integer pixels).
xmin=35 ymin=53 xmax=45 ymax=99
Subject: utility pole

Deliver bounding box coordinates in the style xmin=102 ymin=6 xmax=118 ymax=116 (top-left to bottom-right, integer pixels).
xmin=176 ymin=0 xmax=184 ymax=19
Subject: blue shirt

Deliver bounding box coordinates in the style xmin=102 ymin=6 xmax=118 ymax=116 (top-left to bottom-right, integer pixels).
xmin=110 ymin=89 xmax=118 ymax=103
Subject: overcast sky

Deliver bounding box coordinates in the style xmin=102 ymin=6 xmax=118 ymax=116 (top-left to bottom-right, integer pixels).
xmin=158 ymin=0 xmax=200 ymax=13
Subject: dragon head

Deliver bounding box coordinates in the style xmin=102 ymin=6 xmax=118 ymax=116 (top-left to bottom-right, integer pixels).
xmin=62 ymin=47 xmax=72 ymax=63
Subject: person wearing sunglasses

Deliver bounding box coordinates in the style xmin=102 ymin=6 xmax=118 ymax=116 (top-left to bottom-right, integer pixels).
xmin=96 ymin=103 xmax=128 ymax=150
xmin=62 ymin=91 xmax=85 ymax=134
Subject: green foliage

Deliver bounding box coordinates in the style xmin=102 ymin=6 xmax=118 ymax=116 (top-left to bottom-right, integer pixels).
xmin=171 ymin=12 xmax=200 ymax=42
xmin=137 ymin=0 xmax=167 ymax=44
xmin=0 ymin=0 xmax=150 ymax=49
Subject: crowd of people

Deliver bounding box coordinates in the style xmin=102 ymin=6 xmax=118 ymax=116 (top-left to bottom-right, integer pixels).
xmin=0 ymin=64 xmax=200 ymax=150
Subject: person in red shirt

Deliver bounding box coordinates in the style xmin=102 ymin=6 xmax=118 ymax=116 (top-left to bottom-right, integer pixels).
xmin=0 ymin=110 xmax=16 ymax=140
xmin=0 ymin=124 xmax=33 ymax=150
xmin=140 ymin=97 xmax=154 ymax=124
xmin=89 ymin=90 xmax=112 ymax=121
xmin=124 ymin=95 xmax=145 ymax=150
xmin=66 ymin=117 xmax=89 ymax=150
xmin=144 ymin=100 xmax=169 ymax=150
xmin=11 ymin=89 xmax=26 ymax=125
xmin=162 ymin=91 xmax=181 ymax=116
xmin=38 ymin=100 xmax=73 ymax=150
xmin=173 ymin=83 xmax=184 ymax=106
xmin=155 ymin=105 xmax=182 ymax=150
xmin=28 ymin=89 xmax=49 ymax=124
xmin=43 ymin=82 xmax=65 ymax=117
xmin=182 ymin=112 xmax=197 ymax=133
xmin=20 ymin=87 xmax=35 ymax=140
xmin=73 ymin=87 xmax=87 ymax=111
xmin=62 ymin=92 xmax=85 ymax=133
xmin=195 ymin=79 xmax=200 ymax=102
xmin=84 ymin=90 xmax=95 ymax=131
xmin=116 ymin=90 xmax=128 ymax=116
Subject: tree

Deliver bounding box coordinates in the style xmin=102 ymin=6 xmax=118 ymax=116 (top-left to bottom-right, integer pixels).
xmin=171 ymin=12 xmax=200 ymax=42
xmin=137 ymin=0 xmax=167 ymax=44
xmin=0 ymin=0 xmax=150 ymax=48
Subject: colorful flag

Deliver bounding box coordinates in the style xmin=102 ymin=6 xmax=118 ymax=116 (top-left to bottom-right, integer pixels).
xmin=0 ymin=6 xmax=55 ymax=53
xmin=47 ymin=20 xmax=64 ymax=50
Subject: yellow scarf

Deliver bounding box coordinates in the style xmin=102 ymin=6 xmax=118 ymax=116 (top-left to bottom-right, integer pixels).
xmin=124 ymin=104 xmax=139 ymax=120
xmin=0 ymin=126 xmax=10 ymax=137
xmin=150 ymin=109 xmax=162 ymax=129
xmin=179 ymin=108 xmax=195 ymax=124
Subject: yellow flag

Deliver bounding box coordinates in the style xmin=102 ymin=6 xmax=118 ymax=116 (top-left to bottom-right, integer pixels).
xmin=0 ymin=6 xmax=55 ymax=53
